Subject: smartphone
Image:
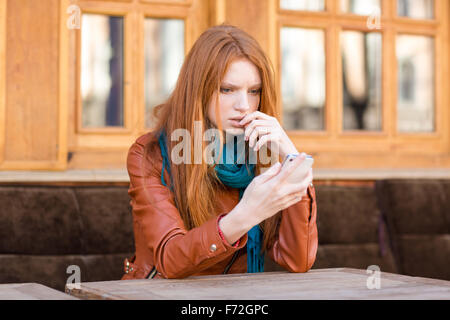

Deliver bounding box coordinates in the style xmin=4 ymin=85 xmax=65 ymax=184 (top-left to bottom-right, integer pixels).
xmin=281 ymin=154 xmax=314 ymax=184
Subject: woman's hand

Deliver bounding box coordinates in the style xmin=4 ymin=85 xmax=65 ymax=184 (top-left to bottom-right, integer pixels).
xmin=219 ymin=154 xmax=313 ymax=245
xmin=239 ymin=111 xmax=298 ymax=160
xmin=237 ymin=153 xmax=313 ymax=226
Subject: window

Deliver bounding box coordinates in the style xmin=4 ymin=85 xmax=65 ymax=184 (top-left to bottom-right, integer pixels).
xmin=81 ymin=14 xmax=124 ymax=128
xmin=280 ymin=0 xmax=325 ymax=12
xmin=144 ymin=18 xmax=184 ymax=128
xmin=341 ymin=0 xmax=381 ymax=16
xmin=396 ymin=35 xmax=434 ymax=132
xmin=68 ymin=0 xmax=196 ymax=166
xmin=278 ymin=0 xmax=448 ymax=167
xmin=341 ymin=31 xmax=382 ymax=131
xmin=398 ymin=0 xmax=434 ymax=19
xmin=281 ymin=27 xmax=325 ymax=131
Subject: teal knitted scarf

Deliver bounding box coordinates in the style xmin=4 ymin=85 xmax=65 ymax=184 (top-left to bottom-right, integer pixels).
xmin=157 ymin=129 xmax=265 ymax=273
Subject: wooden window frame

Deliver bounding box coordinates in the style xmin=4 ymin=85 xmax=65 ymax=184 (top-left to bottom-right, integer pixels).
xmin=75 ymin=6 xmax=133 ymax=136
xmin=66 ymin=0 xmax=198 ymax=168
xmin=0 ymin=0 xmax=7 ymax=167
xmin=0 ymin=0 xmax=68 ymax=170
xmin=276 ymin=0 xmax=450 ymax=168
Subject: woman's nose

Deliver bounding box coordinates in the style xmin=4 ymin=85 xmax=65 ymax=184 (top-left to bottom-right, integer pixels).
xmin=234 ymin=92 xmax=250 ymax=112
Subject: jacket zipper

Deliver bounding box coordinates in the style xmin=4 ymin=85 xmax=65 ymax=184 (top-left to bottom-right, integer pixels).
xmin=147 ymin=266 xmax=157 ymax=279
xmin=223 ymin=249 xmax=241 ymax=274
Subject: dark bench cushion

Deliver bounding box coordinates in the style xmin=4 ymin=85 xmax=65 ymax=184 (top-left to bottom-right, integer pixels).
xmin=376 ymin=180 xmax=450 ymax=280
xmin=0 ymin=186 xmax=135 ymax=255
xmin=0 ymin=187 xmax=82 ymax=254
xmin=376 ymin=180 xmax=449 ymax=234
xmin=312 ymin=185 xmax=398 ymax=273
xmin=0 ymin=253 xmax=132 ymax=291
xmin=74 ymin=187 xmax=135 ymax=254
xmin=0 ymin=185 xmax=136 ymax=291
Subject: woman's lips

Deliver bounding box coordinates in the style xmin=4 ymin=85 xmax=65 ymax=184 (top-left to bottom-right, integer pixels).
xmin=229 ymin=119 xmax=245 ymax=127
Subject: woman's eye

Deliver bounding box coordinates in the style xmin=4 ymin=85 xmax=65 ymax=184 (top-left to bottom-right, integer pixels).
xmin=220 ymin=87 xmax=232 ymax=93
xmin=250 ymin=89 xmax=262 ymax=95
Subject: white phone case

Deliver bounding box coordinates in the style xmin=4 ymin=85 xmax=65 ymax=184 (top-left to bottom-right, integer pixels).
xmin=282 ymin=154 xmax=314 ymax=183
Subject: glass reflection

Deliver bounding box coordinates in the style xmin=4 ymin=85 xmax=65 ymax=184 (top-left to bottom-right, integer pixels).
xmin=398 ymin=0 xmax=434 ymax=19
xmin=280 ymin=0 xmax=325 ymax=11
xmin=397 ymin=35 xmax=434 ymax=132
xmin=81 ymin=14 xmax=124 ymax=128
xmin=341 ymin=0 xmax=381 ymax=15
xmin=145 ymin=18 xmax=184 ymax=128
xmin=341 ymin=31 xmax=382 ymax=131
xmin=281 ymin=27 xmax=325 ymax=131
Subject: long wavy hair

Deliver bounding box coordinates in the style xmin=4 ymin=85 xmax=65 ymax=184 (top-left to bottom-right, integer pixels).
xmin=143 ymin=24 xmax=281 ymax=252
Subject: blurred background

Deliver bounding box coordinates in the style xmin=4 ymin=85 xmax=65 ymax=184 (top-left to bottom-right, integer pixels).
xmin=0 ymin=0 xmax=449 ymax=172
xmin=0 ymin=0 xmax=448 ymax=291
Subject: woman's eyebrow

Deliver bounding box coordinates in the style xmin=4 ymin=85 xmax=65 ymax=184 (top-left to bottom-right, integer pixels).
xmin=221 ymin=82 xmax=262 ymax=89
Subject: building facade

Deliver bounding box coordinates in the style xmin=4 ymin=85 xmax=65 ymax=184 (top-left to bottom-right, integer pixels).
xmin=0 ymin=0 xmax=449 ymax=176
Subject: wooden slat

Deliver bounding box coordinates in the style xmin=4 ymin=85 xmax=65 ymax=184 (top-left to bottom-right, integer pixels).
xmin=65 ymin=268 xmax=450 ymax=300
xmin=225 ymin=0 xmax=271 ymax=57
xmin=58 ymin=0 xmax=70 ymax=170
xmin=4 ymin=0 xmax=60 ymax=165
xmin=1 ymin=167 xmax=450 ymax=183
xmin=0 ymin=283 xmax=78 ymax=300
xmin=0 ymin=0 xmax=6 ymax=165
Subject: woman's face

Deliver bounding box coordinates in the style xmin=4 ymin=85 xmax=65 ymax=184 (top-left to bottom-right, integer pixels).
xmin=207 ymin=58 xmax=262 ymax=136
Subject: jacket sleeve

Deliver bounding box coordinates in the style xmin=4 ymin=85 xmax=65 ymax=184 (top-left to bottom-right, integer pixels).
xmin=267 ymin=185 xmax=318 ymax=273
xmin=127 ymin=140 xmax=248 ymax=279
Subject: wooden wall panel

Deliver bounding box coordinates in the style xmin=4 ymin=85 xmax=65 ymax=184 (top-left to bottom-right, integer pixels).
xmin=0 ymin=0 xmax=448 ymax=172
xmin=0 ymin=0 xmax=6 ymax=164
xmin=225 ymin=0 xmax=270 ymax=50
xmin=224 ymin=0 xmax=277 ymax=66
xmin=4 ymin=0 xmax=60 ymax=163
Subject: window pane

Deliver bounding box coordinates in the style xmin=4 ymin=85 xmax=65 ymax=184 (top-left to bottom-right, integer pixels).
xmin=145 ymin=18 xmax=184 ymax=128
xmin=280 ymin=0 xmax=325 ymax=11
xmin=397 ymin=35 xmax=435 ymax=132
xmin=341 ymin=31 xmax=382 ymax=131
xmin=81 ymin=14 xmax=124 ymax=128
xmin=398 ymin=0 xmax=434 ymax=19
xmin=281 ymin=27 xmax=325 ymax=131
xmin=341 ymin=0 xmax=381 ymax=15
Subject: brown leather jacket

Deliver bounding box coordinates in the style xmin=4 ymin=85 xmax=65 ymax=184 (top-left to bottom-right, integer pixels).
xmin=121 ymin=132 xmax=318 ymax=280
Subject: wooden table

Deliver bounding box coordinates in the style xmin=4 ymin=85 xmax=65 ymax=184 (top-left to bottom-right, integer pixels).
xmin=0 ymin=283 xmax=78 ymax=300
xmin=65 ymin=268 xmax=450 ymax=300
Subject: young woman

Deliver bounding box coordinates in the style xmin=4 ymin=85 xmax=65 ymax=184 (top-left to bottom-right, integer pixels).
xmin=122 ymin=24 xmax=317 ymax=280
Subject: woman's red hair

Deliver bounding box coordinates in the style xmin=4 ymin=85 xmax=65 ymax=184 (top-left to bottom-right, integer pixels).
xmin=143 ymin=24 xmax=281 ymax=252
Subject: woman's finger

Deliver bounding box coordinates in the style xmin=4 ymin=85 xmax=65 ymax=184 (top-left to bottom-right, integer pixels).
xmin=239 ymin=111 xmax=273 ymax=126
xmin=244 ymin=120 xmax=272 ymax=140
xmin=258 ymin=162 xmax=282 ymax=182
xmin=274 ymin=153 xmax=307 ymax=184
xmin=248 ymin=126 xmax=272 ymax=148
xmin=253 ymin=132 xmax=281 ymax=152
xmin=280 ymin=180 xmax=310 ymax=196
xmin=280 ymin=192 xmax=304 ymax=211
